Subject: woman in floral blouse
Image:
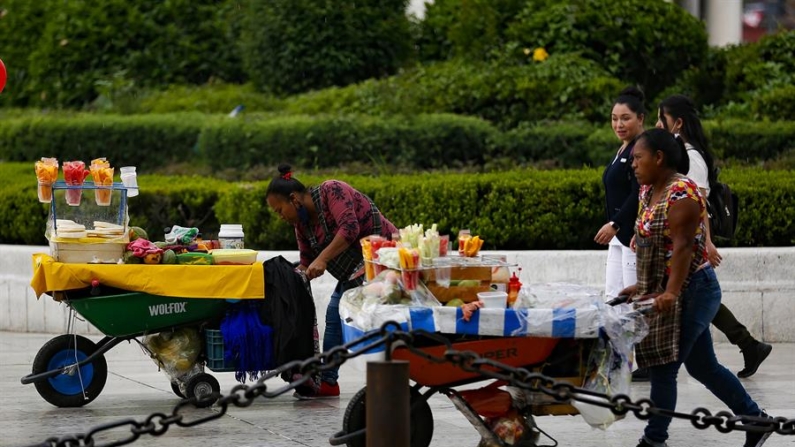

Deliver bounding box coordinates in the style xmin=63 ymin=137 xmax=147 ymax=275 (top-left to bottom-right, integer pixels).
xmin=266 ymin=164 xmax=397 ymax=399
xmin=622 ymin=129 xmax=769 ymax=447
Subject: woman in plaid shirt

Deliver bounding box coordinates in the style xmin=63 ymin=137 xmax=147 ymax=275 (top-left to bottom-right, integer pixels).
xmin=624 ymin=129 xmax=769 ymax=447
xmin=266 ymin=164 xmax=397 ymax=398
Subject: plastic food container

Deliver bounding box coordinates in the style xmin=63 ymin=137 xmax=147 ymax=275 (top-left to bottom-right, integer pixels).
xmin=176 ymin=252 xmax=214 ymax=265
xmin=209 ymin=249 xmax=257 ymax=265
xmin=477 ymin=291 xmax=508 ymax=309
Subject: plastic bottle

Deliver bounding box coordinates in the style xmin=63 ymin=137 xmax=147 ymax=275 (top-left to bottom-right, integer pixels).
xmin=120 ymin=166 xmax=139 ymax=197
xmin=507 ymin=270 xmax=522 ymax=307
xmin=218 ymin=224 xmax=245 ymax=249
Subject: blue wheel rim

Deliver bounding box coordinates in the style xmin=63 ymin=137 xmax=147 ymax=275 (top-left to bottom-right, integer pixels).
xmin=47 ymin=349 xmax=94 ymax=395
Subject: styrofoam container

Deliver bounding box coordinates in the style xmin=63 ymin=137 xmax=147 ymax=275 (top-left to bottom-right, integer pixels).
xmin=209 ymin=249 xmax=257 ymax=265
xmin=477 ymin=291 xmax=508 ymax=309
xmin=49 ymin=241 xmax=125 ymax=264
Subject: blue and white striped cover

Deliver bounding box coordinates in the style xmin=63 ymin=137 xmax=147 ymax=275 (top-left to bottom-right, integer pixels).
xmin=341 ymin=305 xmax=602 ymax=355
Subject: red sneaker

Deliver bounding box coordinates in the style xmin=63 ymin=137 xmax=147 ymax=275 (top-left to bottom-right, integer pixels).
xmin=293 ymin=381 xmax=340 ymax=400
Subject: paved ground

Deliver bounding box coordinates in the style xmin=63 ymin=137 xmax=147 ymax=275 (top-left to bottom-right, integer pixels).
xmin=1 ymin=332 xmax=793 ymax=447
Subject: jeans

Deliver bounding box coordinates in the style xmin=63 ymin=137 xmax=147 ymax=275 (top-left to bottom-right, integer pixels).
xmin=644 ymin=267 xmax=761 ymax=443
xmin=320 ymin=281 xmax=347 ymax=384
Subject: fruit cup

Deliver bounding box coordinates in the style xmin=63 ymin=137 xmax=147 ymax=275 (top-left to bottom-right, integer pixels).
xmin=90 ymin=158 xmax=114 ymax=206
xmin=439 ymin=234 xmax=450 ymax=257
xmin=401 ymin=269 xmax=420 ymax=291
xmin=91 ymin=167 xmax=114 ymax=206
xmin=34 ymin=158 xmax=59 ymax=203
xmin=63 ymin=161 xmax=90 ymax=206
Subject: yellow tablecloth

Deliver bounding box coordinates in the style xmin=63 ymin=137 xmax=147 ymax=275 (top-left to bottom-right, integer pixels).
xmin=31 ymin=253 xmax=265 ymax=299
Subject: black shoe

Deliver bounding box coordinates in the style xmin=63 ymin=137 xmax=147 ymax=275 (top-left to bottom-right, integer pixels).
xmin=744 ymin=412 xmax=773 ymax=447
xmin=632 ymin=367 xmax=650 ymax=382
xmin=738 ymin=342 xmax=772 ymax=378
xmin=636 ymin=437 xmax=667 ymax=447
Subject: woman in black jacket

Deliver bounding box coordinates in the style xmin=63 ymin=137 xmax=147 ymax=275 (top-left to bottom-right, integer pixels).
xmin=594 ymin=86 xmax=646 ymax=298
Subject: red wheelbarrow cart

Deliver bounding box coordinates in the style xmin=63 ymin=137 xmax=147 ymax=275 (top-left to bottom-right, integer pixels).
xmin=333 ymin=285 xmax=646 ymax=447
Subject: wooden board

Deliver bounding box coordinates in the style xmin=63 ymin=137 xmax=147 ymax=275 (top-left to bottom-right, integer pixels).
xmin=422 ymin=266 xmax=492 ymax=282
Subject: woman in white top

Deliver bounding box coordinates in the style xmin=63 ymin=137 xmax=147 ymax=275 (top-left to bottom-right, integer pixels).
xmin=654 ymin=94 xmax=772 ymax=379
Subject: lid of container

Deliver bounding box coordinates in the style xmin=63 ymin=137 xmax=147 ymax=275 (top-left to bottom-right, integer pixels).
xmin=219 ymin=224 xmax=244 ymax=234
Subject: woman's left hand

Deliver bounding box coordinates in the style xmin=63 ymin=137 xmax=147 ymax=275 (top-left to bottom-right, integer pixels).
xmin=306 ymin=258 xmax=327 ymax=280
xmin=706 ymin=240 xmax=722 ymax=267
xmin=653 ymin=292 xmax=679 ymax=313
xmin=594 ymin=223 xmax=618 ymax=245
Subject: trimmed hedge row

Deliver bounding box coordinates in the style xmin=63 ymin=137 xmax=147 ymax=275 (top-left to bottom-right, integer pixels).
xmin=197 ymin=113 xmax=496 ymax=170
xmin=0 ymin=113 xmax=210 ymax=171
xmin=2 ymin=113 xmax=795 ymax=171
xmin=2 ymin=163 xmax=793 ymax=249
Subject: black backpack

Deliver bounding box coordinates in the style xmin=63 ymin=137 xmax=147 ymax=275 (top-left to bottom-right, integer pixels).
xmin=707 ymin=170 xmax=738 ymax=240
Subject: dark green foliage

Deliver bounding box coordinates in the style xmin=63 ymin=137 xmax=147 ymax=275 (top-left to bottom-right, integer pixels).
xmin=752 ymin=85 xmax=795 ymax=121
xmin=135 ymin=84 xmax=284 ymax=114
xmin=239 ymin=0 xmax=413 ymax=95
xmin=706 ymin=120 xmax=795 ymax=162
xmin=495 ymin=124 xmax=616 ymax=168
xmin=283 ymin=56 xmax=621 ymax=128
xmin=505 ymin=0 xmax=708 ymax=101
xmin=0 ymin=114 xmax=208 ymax=171
xmin=0 ymin=0 xmax=51 ymax=107
xmin=722 ymin=31 xmax=795 ymax=106
xmin=3 ymin=113 xmax=795 ymax=172
xmin=196 ymin=114 xmax=498 ymax=171
xmin=21 ymin=0 xmax=244 ymax=107
xmin=416 ymin=0 xmax=553 ymax=62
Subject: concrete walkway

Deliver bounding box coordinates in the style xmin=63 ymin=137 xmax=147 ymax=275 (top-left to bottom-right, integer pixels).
xmin=2 ymin=332 xmax=793 ymax=447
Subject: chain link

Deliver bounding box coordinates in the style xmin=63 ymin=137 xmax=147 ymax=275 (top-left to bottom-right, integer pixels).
xmin=23 ymin=322 xmax=795 ymax=447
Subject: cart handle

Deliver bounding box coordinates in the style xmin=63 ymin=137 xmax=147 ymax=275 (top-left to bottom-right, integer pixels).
xmin=605 ymin=294 xmax=630 ymax=306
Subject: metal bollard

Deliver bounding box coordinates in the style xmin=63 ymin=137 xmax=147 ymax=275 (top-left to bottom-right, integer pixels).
xmin=366 ymin=360 xmax=410 ymax=447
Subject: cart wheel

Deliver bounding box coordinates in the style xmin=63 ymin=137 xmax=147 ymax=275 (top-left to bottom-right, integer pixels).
xmin=32 ymin=334 xmax=108 ymax=408
xmin=185 ymin=373 xmax=220 ymax=408
xmin=342 ymin=387 xmax=434 ymax=447
xmin=170 ymin=382 xmax=186 ymax=398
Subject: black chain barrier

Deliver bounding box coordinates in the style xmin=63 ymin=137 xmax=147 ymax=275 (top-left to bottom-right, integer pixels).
xmin=24 ymin=322 xmax=795 ymax=447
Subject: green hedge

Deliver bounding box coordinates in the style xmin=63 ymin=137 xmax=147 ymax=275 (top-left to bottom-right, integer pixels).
xmin=707 ymin=120 xmax=795 ymax=162
xmin=2 ymin=163 xmax=792 ymax=249
xmin=3 ymin=114 xmax=795 ymax=171
xmin=0 ymin=114 xmax=209 ymax=171
xmin=197 ymin=113 xmax=497 ymax=171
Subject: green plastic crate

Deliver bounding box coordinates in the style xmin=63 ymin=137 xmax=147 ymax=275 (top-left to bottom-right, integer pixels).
xmin=205 ymin=329 xmax=235 ymax=372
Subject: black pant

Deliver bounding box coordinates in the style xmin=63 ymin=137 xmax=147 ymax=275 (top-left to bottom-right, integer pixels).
xmin=712 ymin=303 xmax=754 ymax=350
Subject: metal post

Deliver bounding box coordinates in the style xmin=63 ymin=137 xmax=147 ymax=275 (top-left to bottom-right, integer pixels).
xmin=366 ymin=360 xmax=410 ymax=447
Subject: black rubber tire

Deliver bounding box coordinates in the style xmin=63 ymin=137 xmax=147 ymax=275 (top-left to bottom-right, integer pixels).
xmin=32 ymin=334 xmax=108 ymax=407
xmin=342 ymin=386 xmax=434 ymax=447
xmin=185 ymin=373 xmax=220 ymax=408
xmin=170 ymin=381 xmax=186 ymax=398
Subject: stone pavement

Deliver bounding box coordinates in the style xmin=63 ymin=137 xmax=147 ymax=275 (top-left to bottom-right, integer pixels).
xmin=1 ymin=332 xmax=793 ymax=447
